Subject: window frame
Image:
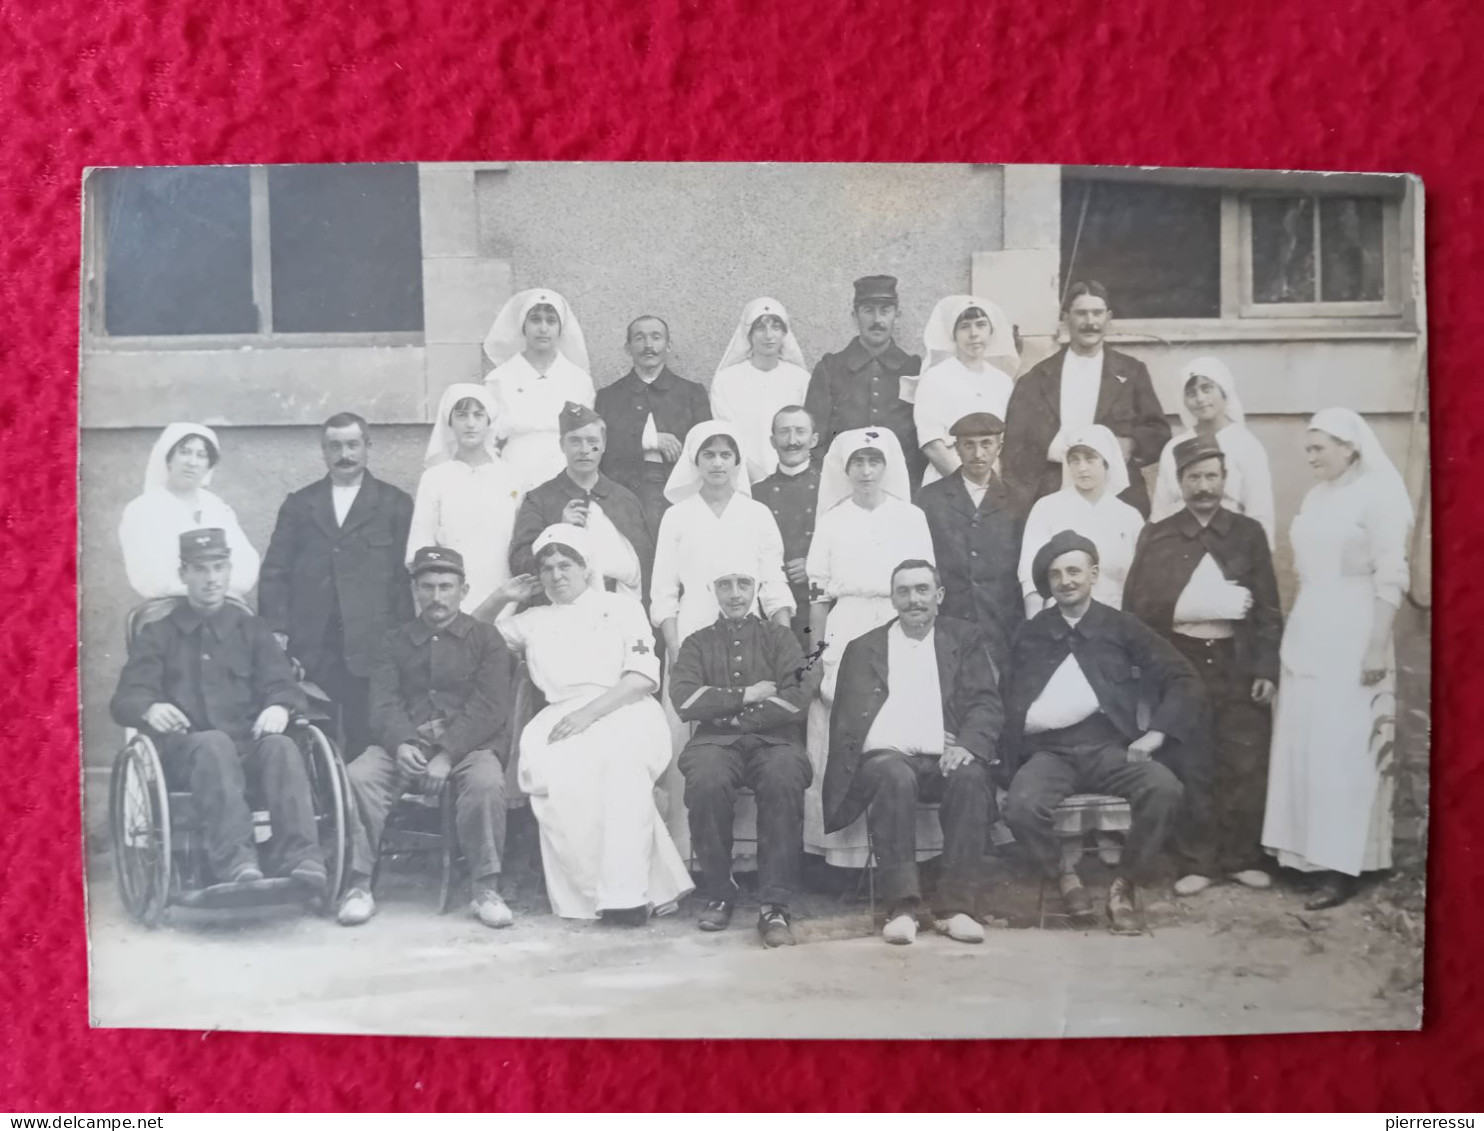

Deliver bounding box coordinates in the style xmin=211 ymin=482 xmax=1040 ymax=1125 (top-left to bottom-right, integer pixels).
xmin=81 ymin=165 xmax=426 ymax=351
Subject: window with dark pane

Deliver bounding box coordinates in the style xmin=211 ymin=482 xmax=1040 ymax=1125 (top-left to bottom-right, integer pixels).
xmin=268 ymin=164 xmax=424 ymax=333
xmin=1250 ymin=196 xmax=1316 ymax=304
xmin=102 ymin=167 xmax=257 ymax=336
xmin=1320 ymin=197 xmax=1386 ymax=302
xmin=1060 ymin=180 xmax=1221 ymax=318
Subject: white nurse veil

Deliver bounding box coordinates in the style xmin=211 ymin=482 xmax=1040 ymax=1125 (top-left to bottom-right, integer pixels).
xmin=482 ymin=288 xmax=592 ymax=373
xmin=713 ymin=296 xmax=808 ymax=377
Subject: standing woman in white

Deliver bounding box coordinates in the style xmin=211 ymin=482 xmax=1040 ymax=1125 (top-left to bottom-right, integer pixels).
xmin=118 ymin=422 xmax=261 ymax=601
xmin=408 ymin=384 xmax=522 ymax=618
xmin=1017 ymin=424 xmax=1145 ymax=617
xmin=709 ymin=297 xmax=812 ymax=481
xmin=803 ymin=427 xmax=936 ymax=865
xmin=910 ymin=295 xmax=1021 ymax=486
xmin=483 ymin=288 xmax=596 ymax=496
xmin=1150 ymin=356 xmax=1276 ymax=545
xmin=1262 ymin=408 xmax=1414 ymax=910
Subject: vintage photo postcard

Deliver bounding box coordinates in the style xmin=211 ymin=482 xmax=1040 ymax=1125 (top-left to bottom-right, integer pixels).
xmin=78 ymin=161 xmax=1430 ymax=1039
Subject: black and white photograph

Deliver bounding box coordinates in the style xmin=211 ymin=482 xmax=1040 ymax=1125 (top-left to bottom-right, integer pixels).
xmin=77 ymin=161 xmax=1431 ymax=1040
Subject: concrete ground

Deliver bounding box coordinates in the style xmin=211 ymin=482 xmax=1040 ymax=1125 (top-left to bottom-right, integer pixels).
xmin=85 ymin=847 xmax=1423 ymax=1041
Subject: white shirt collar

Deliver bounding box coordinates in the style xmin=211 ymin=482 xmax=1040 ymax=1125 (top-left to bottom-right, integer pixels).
xmin=776 ymin=460 xmax=813 ymax=478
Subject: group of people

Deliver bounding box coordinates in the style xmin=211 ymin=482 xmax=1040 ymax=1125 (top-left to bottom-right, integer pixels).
xmin=109 ymin=274 xmax=1416 ymax=948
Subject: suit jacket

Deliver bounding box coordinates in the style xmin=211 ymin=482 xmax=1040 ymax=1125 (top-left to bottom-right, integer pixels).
xmin=111 ymin=601 xmax=305 ymax=752
xmin=1000 ymin=346 xmax=1171 ymax=516
xmin=804 ymin=337 xmax=925 ymax=489
xmin=1123 ymin=506 xmax=1283 ymax=684
xmin=258 ymin=472 xmax=414 ymax=679
xmin=669 ymin=614 xmax=814 ymax=744
xmin=916 ymin=469 xmax=1030 ymax=670
xmin=595 ymin=367 xmax=711 ymax=495
xmin=998 ymin=600 xmax=1204 ymax=777
xmin=508 ymin=470 xmax=655 ymax=600
xmin=824 ymin=616 xmax=1003 ymax=832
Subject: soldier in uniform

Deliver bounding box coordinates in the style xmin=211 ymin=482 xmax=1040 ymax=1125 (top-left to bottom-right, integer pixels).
xmin=595 ymin=315 xmax=712 ymax=536
xmin=804 ymin=275 xmax=925 ymax=491
xmin=110 ymin=528 xmax=327 ymax=896
xmin=916 ymin=412 xmax=1029 ymax=672
xmin=509 ymin=402 xmax=653 ymax=603
xmin=751 ymin=405 xmax=821 ymax=651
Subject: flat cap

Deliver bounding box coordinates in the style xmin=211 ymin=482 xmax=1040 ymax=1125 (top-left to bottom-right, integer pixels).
xmin=949 ymin=412 xmax=1005 ymax=438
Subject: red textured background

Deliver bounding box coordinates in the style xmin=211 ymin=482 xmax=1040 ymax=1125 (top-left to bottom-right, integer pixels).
xmin=0 ymin=0 xmax=1477 ymax=1112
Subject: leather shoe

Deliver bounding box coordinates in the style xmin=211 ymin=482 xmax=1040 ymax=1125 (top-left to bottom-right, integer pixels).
xmin=1107 ymin=877 xmax=1143 ymax=935
xmin=697 ymin=899 xmax=735 ymax=932
xmin=757 ymin=906 xmax=796 ymax=948
xmin=290 ymin=859 xmax=329 ymax=898
xmin=1304 ymin=873 xmax=1356 ymax=910
xmin=227 ymin=862 xmax=264 ymax=885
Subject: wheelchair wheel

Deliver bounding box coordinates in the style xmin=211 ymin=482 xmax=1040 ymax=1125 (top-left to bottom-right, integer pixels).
xmin=302 ymin=723 xmax=348 ymax=911
xmin=109 ymin=735 xmax=172 ymax=927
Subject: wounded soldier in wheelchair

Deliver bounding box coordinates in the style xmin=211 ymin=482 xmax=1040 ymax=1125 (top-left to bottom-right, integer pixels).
xmin=108 ymin=528 xmax=349 ymax=926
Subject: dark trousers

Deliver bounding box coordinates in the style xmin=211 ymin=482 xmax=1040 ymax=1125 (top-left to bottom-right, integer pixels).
xmin=311 ymin=613 xmax=372 ymax=760
xmin=636 ymin=463 xmax=671 ymax=542
xmin=856 ymin=750 xmax=993 ymax=916
xmin=160 ymin=730 xmax=322 ymax=882
xmin=1004 ymin=714 xmax=1183 ymax=884
xmin=346 ymin=745 xmax=508 ymax=881
xmin=1171 ymin=634 xmax=1272 ymax=874
xmin=786 ymin=581 xmax=814 ymax=656
xmin=679 ymin=735 xmax=812 ymax=906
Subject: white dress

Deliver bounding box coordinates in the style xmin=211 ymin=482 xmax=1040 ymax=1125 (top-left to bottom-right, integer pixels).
xmin=912 ymin=356 xmax=1014 ymax=487
xmin=499 ymin=589 xmax=694 ymax=919
xmin=1150 ymin=424 xmax=1277 ymax=546
xmin=803 ymin=497 xmax=938 ymax=864
xmin=118 ymin=488 xmax=261 ymax=600
xmin=710 ymin=360 xmax=812 ymax=481
xmin=485 ymin=353 xmax=596 ymax=495
xmin=408 ymin=459 xmax=522 ymax=614
xmin=1262 ymin=469 xmax=1409 ymax=875
xmin=1018 ymin=489 xmax=1145 ymax=610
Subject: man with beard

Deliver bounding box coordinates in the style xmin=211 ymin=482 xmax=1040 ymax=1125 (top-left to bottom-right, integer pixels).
xmin=259 ymin=412 xmax=414 ymax=758
xmin=509 ymin=402 xmax=653 ymax=603
xmin=595 ymin=315 xmax=711 ymax=535
xmin=1124 ymin=435 xmax=1282 ymax=894
xmin=337 ymin=546 xmax=516 ymax=929
xmin=1001 ymin=531 xmax=1201 ymax=933
xmin=752 ymin=405 xmax=822 ymax=651
xmin=1001 ymin=281 xmax=1170 ymax=516
xmin=823 ymin=560 xmax=1003 ymax=946
xmin=916 ymin=412 xmax=1029 ymax=672
xmin=804 ymin=276 xmax=925 ymax=491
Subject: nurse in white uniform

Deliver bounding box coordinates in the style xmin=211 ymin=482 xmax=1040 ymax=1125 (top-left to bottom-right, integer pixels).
xmin=118 ymin=422 xmax=260 ymax=601
xmin=910 ymin=295 xmax=1021 ymax=486
xmin=709 ymin=297 xmax=812 ymax=481
xmin=483 ymin=288 xmax=596 ymax=496
xmin=408 ymin=384 xmax=522 ymax=617
xmin=803 ymin=426 xmax=936 ymax=864
xmin=489 ymin=524 xmax=694 ymax=922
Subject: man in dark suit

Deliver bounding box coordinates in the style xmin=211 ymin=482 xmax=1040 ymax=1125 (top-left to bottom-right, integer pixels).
xmin=594 ymin=315 xmax=712 ymax=536
xmin=824 ymin=559 xmax=1003 ymax=946
xmin=259 ymin=412 xmax=414 ymax=759
xmin=1000 ymin=281 xmax=1171 ymax=516
xmin=916 ymin=412 xmax=1030 ymax=672
xmin=752 ymin=405 xmax=821 ymax=651
xmin=804 ymin=275 xmax=925 ymax=491
xmin=1124 ymin=435 xmax=1283 ymax=895
xmin=1001 ymin=530 xmax=1203 ymax=933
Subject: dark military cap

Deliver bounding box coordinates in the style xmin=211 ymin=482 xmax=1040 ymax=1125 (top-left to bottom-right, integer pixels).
xmin=949 ymin=412 xmax=1006 ymax=438
xmin=409 ymin=545 xmax=466 ymax=579
xmin=853 ymin=275 xmax=899 ymax=304
xmin=179 ymin=527 xmax=230 ymax=564
xmin=558 ymin=400 xmax=603 ymax=436
xmin=1031 ymin=529 xmax=1100 ymax=599
xmin=1172 ymin=433 xmax=1226 ymax=476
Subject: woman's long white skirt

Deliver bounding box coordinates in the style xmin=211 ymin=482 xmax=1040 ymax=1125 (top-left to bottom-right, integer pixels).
xmin=519 ymin=693 xmax=695 ymax=918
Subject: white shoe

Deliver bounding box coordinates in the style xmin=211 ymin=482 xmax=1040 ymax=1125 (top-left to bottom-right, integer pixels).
xmin=882 ymin=913 xmax=917 ymax=945
xmin=1173 ymin=874 xmax=1213 ymax=897
xmin=934 ymin=913 xmax=985 ymax=944
xmin=1230 ymin=869 xmax=1273 ymax=890
xmin=472 ymin=890 xmax=514 ymax=929
xmin=336 ymin=887 xmax=376 ymax=927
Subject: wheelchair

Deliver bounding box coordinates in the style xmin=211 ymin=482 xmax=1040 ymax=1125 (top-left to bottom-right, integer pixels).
xmin=109 ymin=597 xmax=352 ymax=927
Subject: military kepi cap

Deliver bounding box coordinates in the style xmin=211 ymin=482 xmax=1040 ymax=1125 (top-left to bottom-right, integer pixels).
xmin=179 ymin=527 xmax=230 ymax=563
xmin=409 ymin=545 xmax=466 ymax=579
xmin=558 ymin=400 xmax=603 ymax=435
xmin=1172 ymin=433 xmax=1225 ymax=475
xmin=1032 ymin=529 xmax=1100 ymax=599
xmin=853 ymin=275 xmax=899 ymax=304
xmin=949 ymin=412 xmax=1005 ymax=438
